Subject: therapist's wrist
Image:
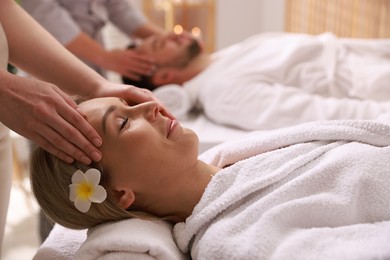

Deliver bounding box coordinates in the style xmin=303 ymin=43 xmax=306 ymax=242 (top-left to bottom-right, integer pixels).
xmin=83 ymin=78 xmax=109 ymax=100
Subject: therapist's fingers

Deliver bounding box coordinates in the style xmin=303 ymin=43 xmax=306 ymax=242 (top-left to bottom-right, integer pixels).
xmin=104 ymin=49 xmax=154 ymax=78
xmin=122 ymin=50 xmax=156 ymax=77
xmin=30 ymin=131 xmax=78 ymax=164
xmin=54 ymin=108 xmax=102 ymax=162
xmin=0 ymin=74 xmax=101 ymax=164
xmin=33 ymin=112 xmax=99 ymax=165
xmin=55 ymin=88 xmax=103 ymax=148
xmin=39 ymin=89 xmax=102 ymax=163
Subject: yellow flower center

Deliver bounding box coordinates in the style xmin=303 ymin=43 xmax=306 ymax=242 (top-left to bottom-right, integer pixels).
xmin=76 ymin=182 xmax=95 ymax=200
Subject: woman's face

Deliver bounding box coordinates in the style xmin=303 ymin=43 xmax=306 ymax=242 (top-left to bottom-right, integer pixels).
xmin=78 ymin=97 xmax=199 ymax=196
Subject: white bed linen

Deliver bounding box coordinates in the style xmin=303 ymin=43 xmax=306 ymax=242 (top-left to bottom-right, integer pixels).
xmin=180 ymin=113 xmax=249 ymax=154
xmin=172 ymin=33 xmax=390 ymax=131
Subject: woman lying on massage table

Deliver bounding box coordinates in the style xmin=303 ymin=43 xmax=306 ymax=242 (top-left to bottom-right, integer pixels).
xmin=30 ymin=97 xmax=390 ymax=259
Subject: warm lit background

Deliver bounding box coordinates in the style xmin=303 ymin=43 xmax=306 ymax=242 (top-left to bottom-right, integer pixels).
xmin=138 ymin=0 xmax=390 ymax=55
xmin=3 ymin=1 xmax=389 ymax=259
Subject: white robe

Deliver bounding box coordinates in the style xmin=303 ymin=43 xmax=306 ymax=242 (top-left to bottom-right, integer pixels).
xmin=184 ymin=33 xmax=390 ymax=130
xmin=174 ymin=116 xmax=390 ymax=259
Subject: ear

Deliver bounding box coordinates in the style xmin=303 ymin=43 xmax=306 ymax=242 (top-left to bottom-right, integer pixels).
xmin=111 ymin=188 xmax=135 ymax=209
xmin=152 ymin=69 xmax=177 ymax=86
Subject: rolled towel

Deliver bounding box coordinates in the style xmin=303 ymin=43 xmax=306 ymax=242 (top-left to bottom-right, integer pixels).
xmin=33 ymin=224 xmax=87 ymax=260
xmin=153 ymin=84 xmax=193 ymax=119
xmin=75 ymin=219 xmax=188 ymax=260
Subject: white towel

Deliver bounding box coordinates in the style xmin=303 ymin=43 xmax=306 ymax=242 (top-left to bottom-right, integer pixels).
xmin=199 ymin=119 xmax=390 ymax=167
xmin=174 ymin=118 xmax=390 ymax=260
xmin=33 ymin=224 xmax=87 ymax=260
xmin=75 ymin=219 xmax=188 ymax=260
xmin=153 ymin=84 xmax=193 ymax=119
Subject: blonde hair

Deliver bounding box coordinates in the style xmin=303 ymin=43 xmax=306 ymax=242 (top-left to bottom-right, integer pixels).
xmin=30 ymin=144 xmax=153 ymax=230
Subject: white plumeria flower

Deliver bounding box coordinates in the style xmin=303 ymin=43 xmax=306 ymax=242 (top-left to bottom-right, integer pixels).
xmin=69 ymin=169 xmax=107 ymax=213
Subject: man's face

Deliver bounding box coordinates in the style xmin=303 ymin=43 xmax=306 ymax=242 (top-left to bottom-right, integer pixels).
xmin=137 ymin=32 xmax=203 ymax=68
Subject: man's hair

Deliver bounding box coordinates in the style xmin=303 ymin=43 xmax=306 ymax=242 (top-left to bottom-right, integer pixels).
xmin=121 ymin=44 xmax=158 ymax=91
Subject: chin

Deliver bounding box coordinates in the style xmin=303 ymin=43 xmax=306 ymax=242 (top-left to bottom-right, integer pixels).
xmin=182 ymin=127 xmax=199 ymax=155
xmin=183 ymin=127 xmax=198 ymax=141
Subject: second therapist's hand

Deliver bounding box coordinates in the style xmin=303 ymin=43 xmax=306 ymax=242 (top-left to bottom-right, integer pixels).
xmin=100 ymin=49 xmax=155 ymax=81
xmin=0 ymin=72 xmax=102 ymax=165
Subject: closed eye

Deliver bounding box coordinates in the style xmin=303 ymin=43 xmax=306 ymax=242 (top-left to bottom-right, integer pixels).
xmin=120 ymin=118 xmax=128 ymax=131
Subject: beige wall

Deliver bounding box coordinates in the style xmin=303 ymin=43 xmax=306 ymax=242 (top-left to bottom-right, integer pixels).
xmin=133 ymin=0 xmax=285 ymax=51
xmin=215 ymin=0 xmax=285 ymax=49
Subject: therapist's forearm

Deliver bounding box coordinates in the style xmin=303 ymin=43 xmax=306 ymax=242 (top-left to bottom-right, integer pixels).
xmin=0 ymin=0 xmax=105 ymax=98
xmin=67 ymin=24 xmax=165 ymax=63
xmin=66 ymin=32 xmax=113 ymax=70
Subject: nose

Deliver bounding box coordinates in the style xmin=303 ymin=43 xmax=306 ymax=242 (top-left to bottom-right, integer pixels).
xmin=131 ymin=101 xmax=161 ymax=121
xmin=165 ymin=32 xmax=181 ymax=43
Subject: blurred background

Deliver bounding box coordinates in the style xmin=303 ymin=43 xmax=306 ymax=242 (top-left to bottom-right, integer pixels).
xmin=137 ymin=0 xmax=390 ymax=52
xmin=2 ymin=0 xmax=389 ymax=259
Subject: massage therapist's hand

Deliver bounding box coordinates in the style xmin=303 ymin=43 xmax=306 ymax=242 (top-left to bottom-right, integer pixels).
xmin=100 ymin=48 xmax=155 ymax=81
xmin=0 ymin=71 xmax=102 ymax=165
xmin=95 ymin=81 xmax=175 ymax=120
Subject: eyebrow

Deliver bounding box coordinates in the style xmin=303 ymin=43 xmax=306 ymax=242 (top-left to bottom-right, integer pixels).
xmin=102 ymin=105 xmax=117 ymax=134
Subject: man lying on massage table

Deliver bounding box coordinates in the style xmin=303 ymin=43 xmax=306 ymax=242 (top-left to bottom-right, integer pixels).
xmin=30 ymin=97 xmax=390 ymax=259
xmin=123 ymin=31 xmax=390 ymax=130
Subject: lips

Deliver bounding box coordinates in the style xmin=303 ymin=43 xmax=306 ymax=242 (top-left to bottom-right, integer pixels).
xmin=167 ymin=119 xmax=178 ymax=138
